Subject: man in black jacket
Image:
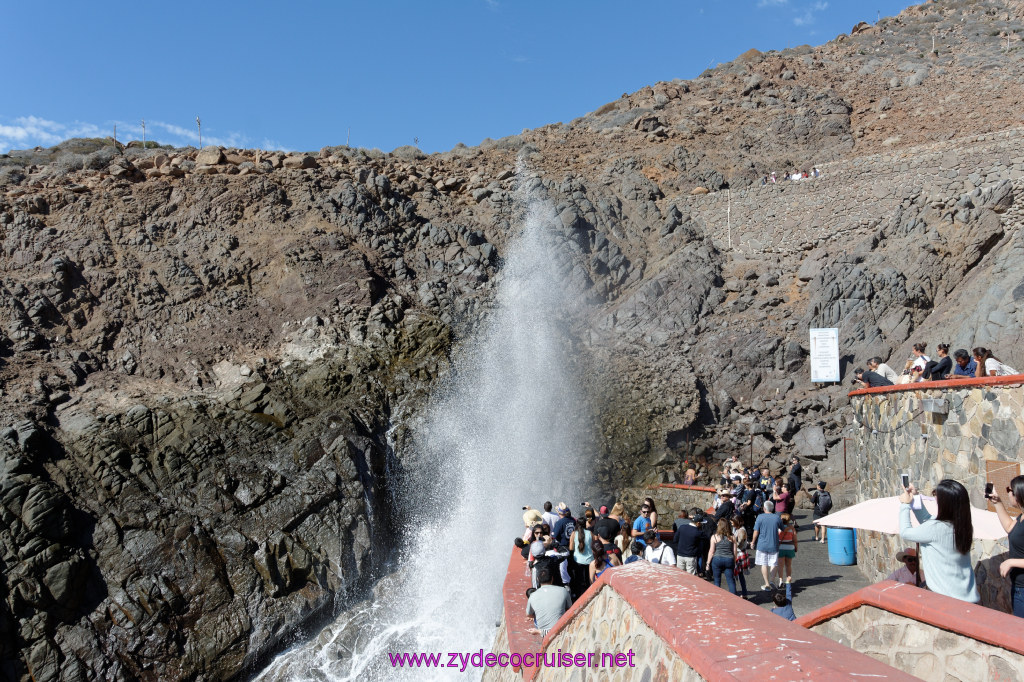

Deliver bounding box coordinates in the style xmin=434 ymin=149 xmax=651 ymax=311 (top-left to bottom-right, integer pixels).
xmin=854 ymin=367 xmax=893 ymax=388
xmin=673 ymin=509 xmax=701 ymax=575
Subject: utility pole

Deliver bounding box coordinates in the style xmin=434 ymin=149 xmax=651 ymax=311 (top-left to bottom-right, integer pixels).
xmin=347 ymin=127 xmax=351 ymax=146
xmin=113 ymin=123 xmax=117 ymax=145
xmin=141 ymin=119 xmax=146 ymax=148
xmin=196 ymin=116 xmax=202 ymax=148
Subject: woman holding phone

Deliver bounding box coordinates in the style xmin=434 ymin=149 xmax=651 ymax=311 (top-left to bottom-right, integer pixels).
xmin=898 ymin=479 xmax=979 ymax=603
xmin=988 ymin=476 xmax=1024 ymax=617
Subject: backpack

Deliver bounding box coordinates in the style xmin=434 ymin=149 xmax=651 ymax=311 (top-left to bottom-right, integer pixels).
xmin=753 ymin=489 xmax=764 ymax=514
xmin=817 ymin=491 xmax=833 ymax=514
xmin=532 ymin=555 xmax=565 ymax=587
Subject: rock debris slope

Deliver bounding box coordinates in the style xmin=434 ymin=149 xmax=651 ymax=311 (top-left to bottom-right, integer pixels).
xmin=5 ymin=0 xmax=1024 ymax=679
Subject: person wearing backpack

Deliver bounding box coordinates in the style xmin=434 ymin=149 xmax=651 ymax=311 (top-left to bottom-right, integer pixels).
xmin=812 ymin=481 xmax=833 ymax=543
xmin=740 ymin=480 xmax=762 ymax=535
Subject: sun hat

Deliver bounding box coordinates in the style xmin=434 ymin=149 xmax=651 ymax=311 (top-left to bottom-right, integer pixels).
xmin=896 ymin=548 xmax=918 ymax=562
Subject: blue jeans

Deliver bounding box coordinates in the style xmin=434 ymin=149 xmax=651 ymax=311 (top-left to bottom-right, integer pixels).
xmin=735 ymin=563 xmax=748 ymax=597
xmin=711 ymin=556 xmax=737 ymax=594
xmin=1014 ymin=584 xmax=1024 ymax=618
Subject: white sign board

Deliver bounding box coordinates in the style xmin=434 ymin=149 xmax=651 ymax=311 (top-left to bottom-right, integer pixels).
xmin=809 ymin=328 xmax=840 ymax=383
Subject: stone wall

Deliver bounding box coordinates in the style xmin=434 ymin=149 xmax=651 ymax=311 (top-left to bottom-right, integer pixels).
xmin=538 ymin=584 xmax=693 ymax=682
xmin=850 ymin=378 xmax=1024 ymax=611
xmin=799 ymin=581 xmax=1024 ymax=682
xmin=486 ymin=558 xmax=916 ymax=681
xmin=808 ymin=604 xmax=1023 ymax=681
xmin=632 ymin=485 xmax=716 ymax=527
xmin=681 ymin=127 xmax=1024 ymax=255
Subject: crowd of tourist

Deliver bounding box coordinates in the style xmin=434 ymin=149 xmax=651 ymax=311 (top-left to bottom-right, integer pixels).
xmin=517 ymin=467 xmax=1024 ymax=636
xmin=515 ymin=459 xmax=815 ymax=635
xmin=855 ymin=343 xmax=1020 ymax=388
xmin=760 ymin=168 xmax=821 ymax=185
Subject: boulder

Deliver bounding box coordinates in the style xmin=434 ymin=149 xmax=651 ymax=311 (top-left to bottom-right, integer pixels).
xmin=792 ymin=425 xmax=827 ymax=460
xmin=195 ymin=146 xmax=225 ymax=165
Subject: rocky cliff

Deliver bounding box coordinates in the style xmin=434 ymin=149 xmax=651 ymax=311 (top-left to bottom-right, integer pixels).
xmin=5 ymin=0 xmax=1024 ymax=678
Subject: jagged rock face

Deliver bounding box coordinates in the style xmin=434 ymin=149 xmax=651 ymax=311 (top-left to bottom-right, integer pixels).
xmin=0 ymin=408 xmax=388 ymax=682
xmin=5 ymin=0 xmax=1024 ymax=678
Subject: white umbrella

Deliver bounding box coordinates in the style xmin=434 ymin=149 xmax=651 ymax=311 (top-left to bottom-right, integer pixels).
xmin=815 ymin=495 xmax=1006 ymax=540
xmin=815 ymin=495 xmax=1005 ymax=588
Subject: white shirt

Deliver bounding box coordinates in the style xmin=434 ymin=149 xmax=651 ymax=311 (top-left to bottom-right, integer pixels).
xmin=985 ymin=358 xmax=1018 ymax=376
xmin=876 ymin=363 xmax=899 ymax=383
xmin=546 ymin=549 xmax=571 ymax=586
xmin=643 ymin=542 xmax=676 ymax=566
xmin=887 ymin=565 xmax=925 ymax=586
xmin=912 ymin=355 xmax=930 ymax=370
xmin=542 ymin=511 xmax=560 ymax=529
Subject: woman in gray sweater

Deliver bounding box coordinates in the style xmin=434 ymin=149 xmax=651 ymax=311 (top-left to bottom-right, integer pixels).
xmin=898 ymin=480 xmax=980 ymax=603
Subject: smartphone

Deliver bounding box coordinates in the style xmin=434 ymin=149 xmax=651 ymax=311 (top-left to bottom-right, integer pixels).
xmin=985 ymin=483 xmax=994 ymax=499
xmin=900 ymin=473 xmax=910 ymax=489
xmin=522 ymin=506 xmax=528 ymax=510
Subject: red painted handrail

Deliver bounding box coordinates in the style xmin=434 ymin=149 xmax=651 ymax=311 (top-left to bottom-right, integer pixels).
xmin=797 ymin=580 xmax=1024 ymax=656
xmin=849 ymin=374 xmax=1024 ymax=397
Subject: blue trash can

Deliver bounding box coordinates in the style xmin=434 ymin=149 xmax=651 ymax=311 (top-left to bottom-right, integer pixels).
xmin=827 ymin=528 xmax=857 ymax=565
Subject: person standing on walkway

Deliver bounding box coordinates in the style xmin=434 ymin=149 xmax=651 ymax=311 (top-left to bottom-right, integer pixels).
xmin=811 ymin=481 xmax=832 ymax=543
xmin=568 ymin=509 xmax=595 ymax=600
xmin=632 ymin=503 xmax=653 ymax=550
xmin=673 ymin=510 xmax=702 ymax=575
xmin=752 ymin=500 xmax=783 ymax=590
xmin=990 ymin=475 xmax=1024 ymax=617
xmin=643 ymin=529 xmax=676 ymax=566
xmin=777 ymin=513 xmax=798 ymax=586
xmin=707 ymin=519 xmax=738 ymax=595
xmin=898 ymin=480 xmax=979 ymax=603
xmin=731 ymin=515 xmax=750 ymax=598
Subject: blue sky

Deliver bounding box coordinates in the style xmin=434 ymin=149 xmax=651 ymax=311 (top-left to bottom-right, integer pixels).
xmin=1 ymin=1 xmax=917 ymax=155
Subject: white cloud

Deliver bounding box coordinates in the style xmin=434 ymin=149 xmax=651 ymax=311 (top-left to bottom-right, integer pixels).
xmin=794 ymin=1 xmax=828 ymax=26
xmin=0 ymin=115 xmax=255 ymax=153
xmin=757 ymin=0 xmax=788 ymax=6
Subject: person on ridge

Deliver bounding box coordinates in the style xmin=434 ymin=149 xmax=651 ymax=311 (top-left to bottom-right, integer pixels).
xmin=973 ymin=347 xmax=1019 ymax=377
xmin=854 ymin=367 xmax=894 ymax=388
xmin=951 ymin=349 xmax=977 ymax=378
xmin=868 ymin=357 xmax=899 ymax=384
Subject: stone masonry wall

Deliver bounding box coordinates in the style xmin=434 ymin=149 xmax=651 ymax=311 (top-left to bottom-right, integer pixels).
xmin=536 ymin=585 xmax=695 ymax=682
xmin=681 ymin=127 xmax=1024 ymax=254
xmin=808 ymin=604 xmax=1024 ymax=682
xmin=481 ymin=586 xmax=694 ymax=682
xmin=851 ymin=381 xmax=1024 ymax=611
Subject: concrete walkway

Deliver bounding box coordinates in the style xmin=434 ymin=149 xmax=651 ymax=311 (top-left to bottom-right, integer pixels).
xmin=717 ymin=509 xmax=873 ymax=616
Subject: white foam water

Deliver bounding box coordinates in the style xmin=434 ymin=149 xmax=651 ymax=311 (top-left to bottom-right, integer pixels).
xmin=254 ymin=174 xmax=589 ymax=681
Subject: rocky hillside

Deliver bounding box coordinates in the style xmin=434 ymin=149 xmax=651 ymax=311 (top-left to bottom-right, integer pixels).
xmin=5 ymin=0 xmax=1024 ymax=679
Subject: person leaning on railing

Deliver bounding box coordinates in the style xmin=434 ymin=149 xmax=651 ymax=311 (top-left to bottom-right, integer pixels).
xmin=951 ymin=349 xmax=977 ymax=378
xmin=988 ymin=475 xmax=1024 ymax=618
xmin=973 ymin=347 xmax=1019 ymax=377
